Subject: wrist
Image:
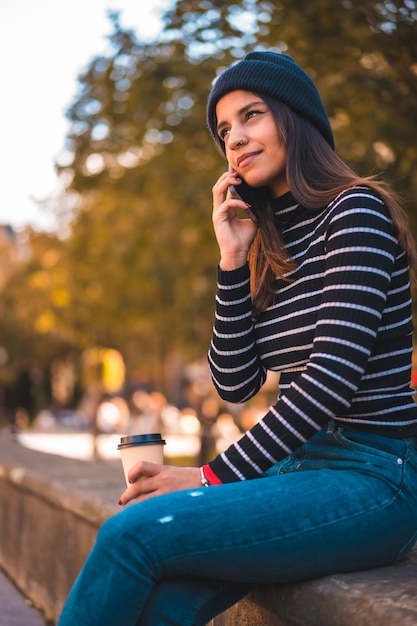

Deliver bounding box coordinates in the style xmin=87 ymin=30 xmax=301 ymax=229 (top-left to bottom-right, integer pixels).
xmin=219 ymin=254 xmax=248 ymax=271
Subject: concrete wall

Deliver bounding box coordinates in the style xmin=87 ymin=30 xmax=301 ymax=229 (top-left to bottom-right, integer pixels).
xmin=0 ymin=431 xmax=121 ymax=624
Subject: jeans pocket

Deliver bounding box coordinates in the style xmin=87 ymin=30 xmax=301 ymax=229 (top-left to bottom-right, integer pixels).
xmin=334 ymin=428 xmax=407 ymax=462
xmin=331 ymin=429 xmax=407 ymax=489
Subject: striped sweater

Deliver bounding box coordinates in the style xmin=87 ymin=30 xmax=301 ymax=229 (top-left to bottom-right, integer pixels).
xmin=207 ymin=186 xmax=417 ymax=482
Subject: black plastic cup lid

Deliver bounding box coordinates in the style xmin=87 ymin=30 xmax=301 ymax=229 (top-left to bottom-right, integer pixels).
xmin=117 ymin=433 xmax=166 ymax=449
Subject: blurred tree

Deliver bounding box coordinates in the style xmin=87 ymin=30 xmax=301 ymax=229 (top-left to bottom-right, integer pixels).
xmin=53 ymin=12 xmax=226 ymax=384
xmin=0 ymin=230 xmax=79 ymax=415
xmin=62 ymin=186 xmax=217 ymax=379
xmin=0 ymin=232 xmax=76 ymax=364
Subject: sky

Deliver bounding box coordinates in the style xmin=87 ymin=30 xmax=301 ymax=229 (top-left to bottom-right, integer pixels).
xmin=0 ymin=0 xmax=171 ymax=232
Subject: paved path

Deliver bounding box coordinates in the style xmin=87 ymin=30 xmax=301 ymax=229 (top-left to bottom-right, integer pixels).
xmin=0 ymin=567 xmax=46 ymax=626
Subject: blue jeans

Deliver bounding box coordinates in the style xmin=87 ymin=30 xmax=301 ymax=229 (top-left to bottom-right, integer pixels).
xmin=58 ymin=425 xmax=417 ymax=626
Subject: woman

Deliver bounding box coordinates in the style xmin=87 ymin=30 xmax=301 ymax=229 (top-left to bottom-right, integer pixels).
xmin=58 ymin=51 xmax=417 ymax=626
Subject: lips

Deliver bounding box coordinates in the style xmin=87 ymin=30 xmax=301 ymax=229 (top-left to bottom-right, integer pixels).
xmin=237 ymin=151 xmax=260 ymax=168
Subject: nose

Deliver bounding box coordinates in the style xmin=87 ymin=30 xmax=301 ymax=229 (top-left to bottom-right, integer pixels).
xmin=228 ymin=130 xmax=248 ymax=150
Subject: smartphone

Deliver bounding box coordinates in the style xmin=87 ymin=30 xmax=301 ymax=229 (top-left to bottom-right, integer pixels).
xmin=228 ymin=164 xmax=260 ymax=224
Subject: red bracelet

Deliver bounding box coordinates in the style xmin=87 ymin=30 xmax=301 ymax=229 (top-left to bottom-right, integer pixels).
xmin=201 ymin=464 xmax=223 ymax=485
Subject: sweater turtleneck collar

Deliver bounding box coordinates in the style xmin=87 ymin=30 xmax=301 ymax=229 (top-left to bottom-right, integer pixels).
xmin=270 ymin=191 xmax=301 ymax=229
xmin=271 ymin=190 xmax=297 ymax=212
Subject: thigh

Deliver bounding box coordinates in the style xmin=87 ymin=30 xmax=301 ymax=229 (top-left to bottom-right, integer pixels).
xmin=110 ymin=453 xmax=417 ymax=586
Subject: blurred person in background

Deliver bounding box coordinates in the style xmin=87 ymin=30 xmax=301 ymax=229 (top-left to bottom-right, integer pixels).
xmin=6 ymin=357 xmax=34 ymax=433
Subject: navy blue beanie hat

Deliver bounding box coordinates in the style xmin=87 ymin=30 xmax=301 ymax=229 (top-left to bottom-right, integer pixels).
xmin=207 ymin=51 xmax=334 ymax=150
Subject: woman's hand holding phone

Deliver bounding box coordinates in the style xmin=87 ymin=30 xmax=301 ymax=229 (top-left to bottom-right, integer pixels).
xmin=212 ymin=168 xmax=258 ymax=271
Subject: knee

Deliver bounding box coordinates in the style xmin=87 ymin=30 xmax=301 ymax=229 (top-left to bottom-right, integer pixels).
xmin=96 ymin=503 xmax=153 ymax=549
xmin=95 ymin=509 xmax=133 ymax=550
xmin=94 ymin=515 xmax=118 ymax=551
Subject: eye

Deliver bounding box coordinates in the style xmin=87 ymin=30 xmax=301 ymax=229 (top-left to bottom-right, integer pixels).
xmin=246 ymin=108 xmax=263 ymax=120
xmin=218 ymin=127 xmax=230 ymax=141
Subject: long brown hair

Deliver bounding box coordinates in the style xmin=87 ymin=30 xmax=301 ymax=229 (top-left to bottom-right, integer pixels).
xmin=246 ymin=97 xmax=417 ymax=315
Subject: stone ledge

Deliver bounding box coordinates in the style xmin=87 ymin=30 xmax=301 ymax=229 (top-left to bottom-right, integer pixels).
xmin=212 ymin=547 xmax=417 ymax=625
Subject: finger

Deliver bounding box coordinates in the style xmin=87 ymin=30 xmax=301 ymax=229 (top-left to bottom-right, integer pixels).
xmin=127 ymin=460 xmax=162 ymax=484
xmin=212 ymin=198 xmax=252 ymax=225
xmin=212 ymin=171 xmax=241 ymax=202
xmin=118 ymin=476 xmax=159 ymax=506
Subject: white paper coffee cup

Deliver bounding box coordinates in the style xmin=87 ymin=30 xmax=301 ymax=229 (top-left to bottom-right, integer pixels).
xmin=118 ymin=433 xmax=166 ymax=486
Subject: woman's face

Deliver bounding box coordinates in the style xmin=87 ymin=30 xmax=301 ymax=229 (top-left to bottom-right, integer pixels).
xmin=216 ymin=90 xmax=289 ymax=198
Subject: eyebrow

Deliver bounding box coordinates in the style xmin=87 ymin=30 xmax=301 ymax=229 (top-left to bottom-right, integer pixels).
xmin=216 ymin=100 xmax=266 ymax=135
